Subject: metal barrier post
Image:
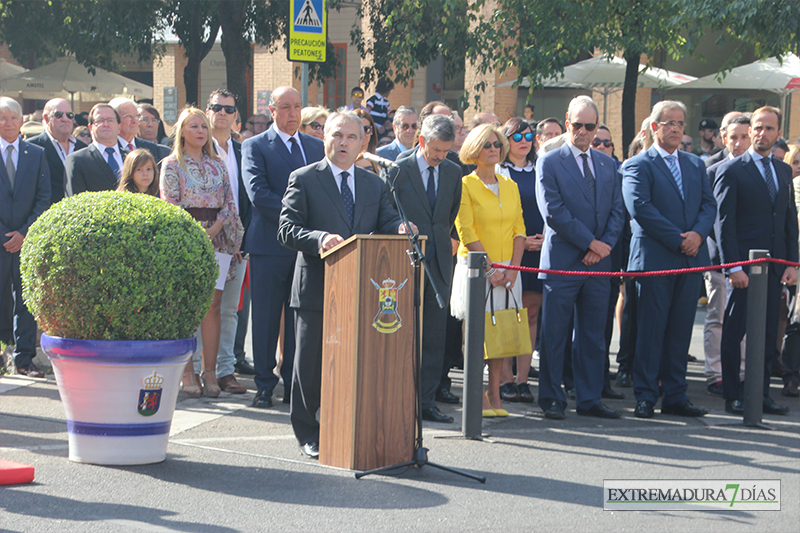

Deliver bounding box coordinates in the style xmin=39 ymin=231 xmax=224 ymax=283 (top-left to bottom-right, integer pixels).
xmin=744 ymin=250 xmax=769 ymax=427
xmin=462 ymin=252 xmax=486 ymax=438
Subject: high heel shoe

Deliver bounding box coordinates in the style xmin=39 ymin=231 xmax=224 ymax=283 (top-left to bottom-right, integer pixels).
xmin=181 ymin=372 xmax=201 ymax=398
xmin=485 ymin=391 xmax=509 ymax=417
xmin=201 ymin=371 xmax=220 ymax=398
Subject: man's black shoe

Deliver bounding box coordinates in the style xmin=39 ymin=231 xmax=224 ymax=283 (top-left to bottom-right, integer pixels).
xmin=602 ymin=386 xmax=625 ymax=400
xmin=577 ymin=402 xmax=622 ymax=419
xmin=615 ymin=372 xmax=632 ymax=388
xmin=634 ymin=400 xmax=655 ymax=418
xmin=435 ymin=388 xmax=460 ymax=404
xmin=252 ymin=387 xmax=273 ymax=408
xmin=422 ymin=406 xmax=454 ymax=423
xmin=16 ymin=362 xmax=45 ymax=378
xmin=543 ymin=402 xmax=565 ymax=420
xmin=725 ymin=399 xmax=744 ymax=415
xmin=661 ymin=400 xmax=707 ymax=417
xmin=300 ymin=442 xmax=319 ymax=459
xmin=234 ymin=360 xmax=256 ymax=375
xmin=763 ymin=397 xmax=790 ymax=415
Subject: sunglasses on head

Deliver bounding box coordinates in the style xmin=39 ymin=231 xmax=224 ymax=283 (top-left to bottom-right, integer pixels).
xmin=52 ymin=111 xmax=75 ymax=120
xmin=570 ymin=122 xmax=597 ymax=132
xmin=510 ymin=132 xmax=534 ymax=142
xmin=209 ymin=104 xmax=236 ymax=114
xmin=483 ymin=141 xmax=503 ymax=149
xmin=591 ymin=139 xmax=613 ymax=148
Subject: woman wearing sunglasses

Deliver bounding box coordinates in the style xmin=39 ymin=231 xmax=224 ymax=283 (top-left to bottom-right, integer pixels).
xmin=452 ymin=123 xmax=526 ymax=417
xmin=300 ymin=106 xmax=329 ymax=141
xmin=493 ymin=117 xmax=544 ymax=404
xmin=353 ymin=108 xmax=380 ymax=174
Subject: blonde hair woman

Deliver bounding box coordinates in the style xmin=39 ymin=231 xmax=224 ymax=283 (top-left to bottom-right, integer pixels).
xmin=160 ymin=107 xmax=244 ymax=398
xmin=453 ymin=124 xmax=526 ymax=417
xmin=300 ymin=106 xmax=329 ymax=140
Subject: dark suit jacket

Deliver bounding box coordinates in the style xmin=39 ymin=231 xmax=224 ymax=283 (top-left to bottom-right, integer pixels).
xmin=0 ymin=140 xmax=51 ymax=333
xmin=28 ymin=132 xmax=87 ymax=204
xmin=130 ymin=137 xmax=171 ymax=168
xmin=242 ymin=128 xmax=324 ymax=256
xmin=622 ymin=145 xmax=717 ymax=271
xmin=385 ymin=152 xmax=462 ymax=286
xmin=535 ymin=143 xmax=624 ymax=276
xmin=714 ymin=151 xmax=799 ymax=276
xmin=278 ymin=161 xmax=402 ymax=311
xmin=705 ymin=157 xmax=728 ymax=264
xmin=64 ymin=143 xmax=128 ymax=195
xmin=704 ymin=148 xmax=728 ymax=169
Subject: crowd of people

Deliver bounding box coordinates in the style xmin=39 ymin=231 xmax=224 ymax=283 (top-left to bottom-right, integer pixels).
xmin=2 ymin=82 xmax=800 ymax=459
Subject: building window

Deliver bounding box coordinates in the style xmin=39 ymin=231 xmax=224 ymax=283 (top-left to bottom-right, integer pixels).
xmin=324 ymin=45 xmax=347 ymax=110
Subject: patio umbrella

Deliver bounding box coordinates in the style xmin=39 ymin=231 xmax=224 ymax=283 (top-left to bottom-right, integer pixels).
xmin=0 ymin=58 xmax=26 ymax=80
xmin=0 ymin=56 xmax=152 ymax=105
xmin=675 ymin=53 xmax=800 ymax=133
xmin=499 ymin=55 xmax=697 ymax=123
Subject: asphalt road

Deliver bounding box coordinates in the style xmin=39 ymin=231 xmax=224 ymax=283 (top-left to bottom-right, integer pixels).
xmin=1 ymin=308 xmax=798 ymax=532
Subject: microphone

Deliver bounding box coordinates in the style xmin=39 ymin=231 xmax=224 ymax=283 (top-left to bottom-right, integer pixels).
xmin=363 ymin=152 xmax=399 ymax=169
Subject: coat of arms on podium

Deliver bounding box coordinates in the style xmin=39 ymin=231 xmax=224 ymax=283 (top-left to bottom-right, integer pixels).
xmin=370 ymin=277 xmax=408 ymax=333
xmin=137 ymin=371 xmax=164 ymax=416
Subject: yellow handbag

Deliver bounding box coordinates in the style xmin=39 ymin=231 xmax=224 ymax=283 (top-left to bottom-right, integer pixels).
xmin=484 ymin=287 xmax=532 ymax=360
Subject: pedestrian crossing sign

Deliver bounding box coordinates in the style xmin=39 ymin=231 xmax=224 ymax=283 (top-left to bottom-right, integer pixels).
xmin=288 ymin=0 xmax=327 ymax=63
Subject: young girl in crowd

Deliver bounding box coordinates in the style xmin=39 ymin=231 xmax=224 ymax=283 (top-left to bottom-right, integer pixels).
xmin=117 ymin=149 xmax=159 ymax=196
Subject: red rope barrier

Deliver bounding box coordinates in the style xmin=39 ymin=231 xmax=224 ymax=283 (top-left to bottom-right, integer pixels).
xmin=491 ymin=257 xmax=800 ymax=278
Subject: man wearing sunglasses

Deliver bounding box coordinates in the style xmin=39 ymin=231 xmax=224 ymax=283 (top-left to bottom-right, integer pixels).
xmin=536 ymin=96 xmax=625 ymax=421
xmin=622 ymin=100 xmax=716 ymax=419
xmin=109 ymin=97 xmax=170 ymax=170
xmin=376 ymin=106 xmax=418 ymax=162
xmin=204 ymin=89 xmax=253 ymax=394
xmin=592 ymin=125 xmax=618 ymax=167
xmin=28 ymin=98 xmax=87 ymax=204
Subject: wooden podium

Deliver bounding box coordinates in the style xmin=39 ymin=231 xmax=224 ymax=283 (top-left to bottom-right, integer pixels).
xmin=319 ymin=234 xmax=422 ymax=470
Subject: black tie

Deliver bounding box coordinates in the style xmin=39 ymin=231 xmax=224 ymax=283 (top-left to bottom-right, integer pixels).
xmin=105 ymin=146 xmax=120 ymax=180
xmin=580 ymin=153 xmax=596 ymax=204
xmin=289 ymin=137 xmax=306 ymax=170
xmin=426 ymin=166 xmax=437 ymax=211
xmin=340 ymin=171 xmax=354 ymax=225
xmin=762 ymin=157 xmax=777 ymax=204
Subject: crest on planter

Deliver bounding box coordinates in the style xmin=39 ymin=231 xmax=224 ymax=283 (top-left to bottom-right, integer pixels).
xmin=137 ymin=371 xmax=164 ymax=416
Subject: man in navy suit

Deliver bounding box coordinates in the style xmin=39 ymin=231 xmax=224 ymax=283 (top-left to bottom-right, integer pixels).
xmin=278 ymin=110 xmax=411 ymax=458
xmin=28 ymin=98 xmax=87 ymax=204
xmin=622 ymin=100 xmax=717 ymax=419
xmin=109 ymin=98 xmax=170 ymax=168
xmin=715 ymin=106 xmax=797 ymax=416
xmin=0 ymin=97 xmax=51 ymax=378
xmin=242 ymin=87 xmax=325 ymax=409
xmin=535 ymin=96 xmax=625 ymax=420
xmin=64 ymin=104 xmax=128 ymax=195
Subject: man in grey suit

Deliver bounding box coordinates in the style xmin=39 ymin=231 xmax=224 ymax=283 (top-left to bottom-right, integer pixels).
xmin=385 ymin=113 xmax=462 ymax=424
xmin=536 ymin=96 xmax=625 ymax=420
xmin=278 ymin=110 xmax=414 ymax=458
xmin=28 ymin=98 xmax=87 ymax=204
xmin=376 ymin=106 xmax=418 ymax=161
xmin=0 ymin=97 xmax=50 ymax=378
xmin=65 ymin=104 xmax=127 ymax=195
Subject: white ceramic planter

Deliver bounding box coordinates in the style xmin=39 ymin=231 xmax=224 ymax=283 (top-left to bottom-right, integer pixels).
xmin=41 ymin=335 xmax=195 ymax=465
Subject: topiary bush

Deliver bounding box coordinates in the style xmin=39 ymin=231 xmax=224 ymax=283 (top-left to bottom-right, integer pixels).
xmin=21 ymin=191 xmax=217 ymax=341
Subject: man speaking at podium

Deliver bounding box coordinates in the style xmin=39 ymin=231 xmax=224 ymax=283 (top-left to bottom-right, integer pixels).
xmin=278 ymin=110 xmax=415 ymax=458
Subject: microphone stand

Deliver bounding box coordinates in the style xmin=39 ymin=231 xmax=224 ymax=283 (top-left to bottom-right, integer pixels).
xmin=355 ymin=163 xmax=485 ymax=483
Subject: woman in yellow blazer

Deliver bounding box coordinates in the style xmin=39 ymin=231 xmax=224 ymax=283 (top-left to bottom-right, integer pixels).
xmin=452 ymin=123 xmax=526 ymax=417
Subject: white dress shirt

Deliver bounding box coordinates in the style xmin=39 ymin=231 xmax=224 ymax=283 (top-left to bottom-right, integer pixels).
xmin=214 ymin=137 xmax=240 ymax=213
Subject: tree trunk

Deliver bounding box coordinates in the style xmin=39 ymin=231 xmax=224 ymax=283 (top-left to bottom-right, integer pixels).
xmin=621 ymin=48 xmax=641 ymax=158
xmin=177 ymin=2 xmax=219 ymax=108
xmin=219 ymin=0 xmax=252 ymax=119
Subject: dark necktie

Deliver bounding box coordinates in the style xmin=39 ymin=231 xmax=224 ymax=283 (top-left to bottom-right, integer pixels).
xmin=289 ymin=137 xmax=306 ymax=170
xmin=5 ymin=145 xmax=15 ymax=189
xmin=664 ymin=154 xmax=684 ymax=199
xmin=340 ymin=171 xmax=354 ymax=225
xmin=105 ymin=146 xmax=120 ymax=180
xmin=580 ymin=153 xmax=596 ymax=204
xmin=762 ymin=157 xmax=777 ymax=204
xmin=426 ymin=166 xmax=437 ymax=211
